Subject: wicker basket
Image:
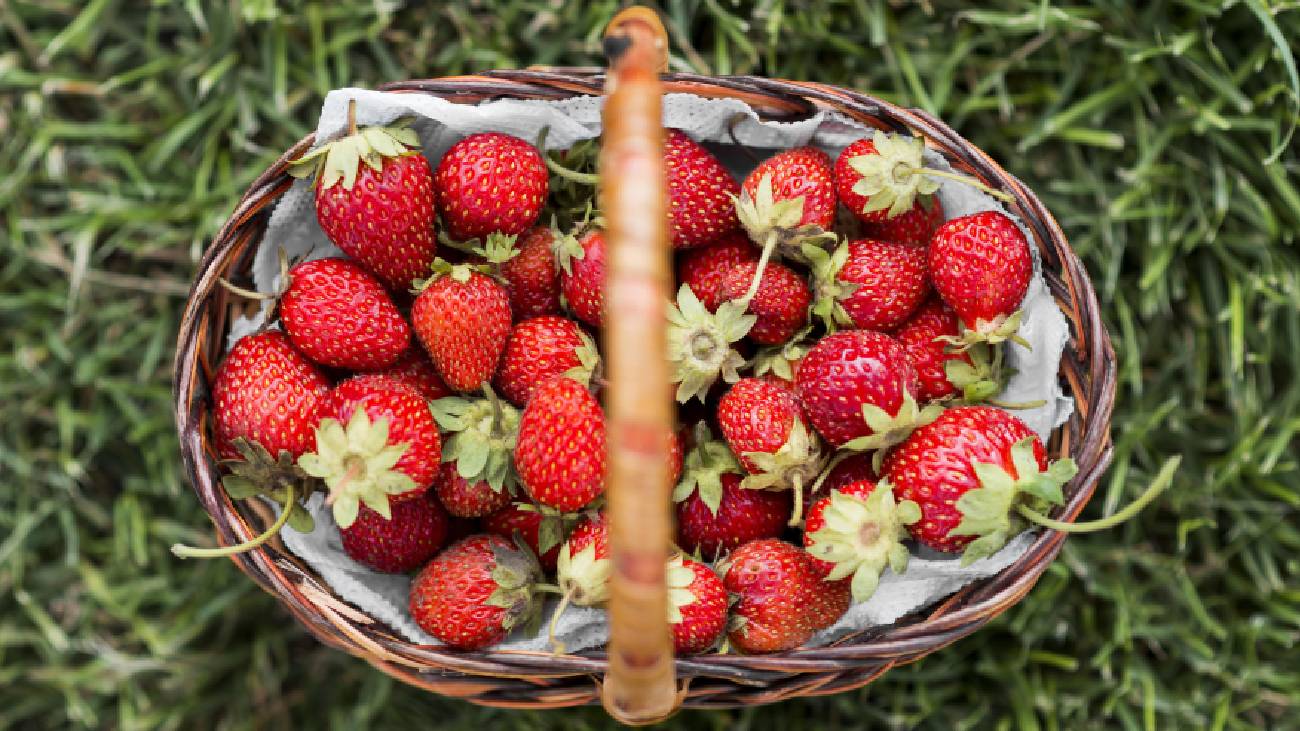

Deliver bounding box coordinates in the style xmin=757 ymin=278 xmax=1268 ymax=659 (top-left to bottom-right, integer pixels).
xmin=173 ymin=8 xmax=1115 ymax=723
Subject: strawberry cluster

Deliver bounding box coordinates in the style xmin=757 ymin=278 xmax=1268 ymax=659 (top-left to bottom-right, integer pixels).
xmin=184 ymin=108 xmax=1081 ymax=657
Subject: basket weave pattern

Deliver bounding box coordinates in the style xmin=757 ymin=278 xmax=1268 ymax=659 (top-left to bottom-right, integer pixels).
xmin=173 ymin=69 xmax=1116 ymax=710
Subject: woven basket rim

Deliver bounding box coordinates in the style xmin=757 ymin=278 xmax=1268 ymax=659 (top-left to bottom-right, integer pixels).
xmin=173 ymin=70 xmax=1116 ymax=709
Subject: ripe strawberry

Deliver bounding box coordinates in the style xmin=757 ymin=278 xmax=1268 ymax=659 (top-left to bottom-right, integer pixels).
xmin=548 ymin=512 xmax=612 ymax=651
xmin=863 ymin=197 xmax=945 ymax=247
xmin=884 ymin=406 xmax=1076 ymax=561
xmin=289 ymin=112 xmax=436 ymax=291
xmin=894 ymin=298 xmax=992 ymax=403
xmin=667 ymin=285 xmax=756 ymax=404
xmin=818 ymin=453 xmax=879 ymax=496
xmin=299 ymin=374 xmax=441 ymax=528
xmin=409 ymin=534 xmax=542 ymax=650
xmin=378 ymin=347 xmax=452 ymax=401
xmin=667 ymin=555 xmax=728 ymax=655
xmin=719 ymin=539 xmax=823 ymax=653
xmin=673 ymin=424 xmax=790 ymax=559
xmin=805 ymin=576 xmax=852 ymax=630
xmin=212 ymin=331 xmax=330 ymax=461
xmin=718 ymin=260 xmax=811 ymax=346
xmin=411 ymin=260 xmax=512 ymax=393
xmin=740 ymin=147 xmax=837 ymax=233
xmin=279 ymin=257 xmax=410 ymax=371
xmin=554 ymin=228 xmax=605 ymax=328
xmin=482 ymin=500 xmax=569 ymax=572
xmin=928 ymin=211 xmax=1033 ymax=346
xmin=803 ymin=479 xmax=920 ymax=603
xmin=340 ymin=492 xmax=450 ymax=573
xmin=794 ymin=330 xmax=938 ymax=465
xmin=500 ymin=225 xmax=561 ymax=320
xmin=834 ymin=134 xmax=943 ymax=230
xmin=668 ymin=427 xmax=685 ymax=486
xmin=716 ymin=378 xmax=824 ymax=524
xmin=433 ymin=132 xmax=548 ymax=242
xmin=514 ymin=377 xmax=606 ymax=512
xmin=664 ymin=129 xmax=740 ymax=249
xmin=676 ymin=230 xmax=758 ymax=312
xmin=433 ymin=464 xmax=512 ymax=518
xmin=807 ymin=238 xmax=929 ymax=332
xmin=494 ymin=316 xmax=598 ymax=407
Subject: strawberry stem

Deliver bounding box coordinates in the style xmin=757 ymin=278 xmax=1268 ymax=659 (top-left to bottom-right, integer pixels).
xmin=914 ymin=166 xmax=1015 ymax=203
xmin=544 ymin=155 xmax=600 ymax=186
xmin=345 ymin=98 xmax=358 ymax=136
xmin=217 ymin=278 xmax=274 ymax=301
xmin=171 ymin=484 xmax=297 ymax=559
xmin=789 ymin=473 xmax=805 ymax=527
xmin=741 ymin=229 xmax=780 ymax=305
xmin=1015 ymin=456 xmax=1179 ymax=533
xmin=546 ymin=583 xmax=579 ymax=655
xmin=987 ymin=398 xmax=1048 ymax=410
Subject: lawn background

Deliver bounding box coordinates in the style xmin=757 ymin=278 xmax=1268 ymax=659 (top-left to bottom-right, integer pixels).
xmin=2 ymin=1 xmax=1298 ymax=728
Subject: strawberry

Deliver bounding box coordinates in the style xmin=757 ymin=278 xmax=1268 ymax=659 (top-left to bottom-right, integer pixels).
xmin=818 ymin=453 xmax=879 ymax=496
xmin=482 ymin=500 xmax=569 ymax=572
xmin=668 ymin=427 xmax=685 ymax=486
xmin=894 ymin=297 xmax=1006 ymax=403
xmin=716 ymin=378 xmax=824 ymax=524
xmin=411 ymin=260 xmax=512 ymax=393
xmin=676 ymin=230 xmax=758 ymax=312
xmin=340 ymin=492 xmax=450 ymax=573
xmin=673 ymin=424 xmax=790 ymax=559
xmin=289 ymin=110 xmax=436 ymax=291
xmin=807 ymin=238 xmax=929 ymax=332
xmin=514 ymin=376 xmax=606 ymax=512
xmin=928 ymin=211 xmax=1033 ymax=347
xmin=803 ymin=479 xmax=920 ymax=603
xmin=500 ymin=225 xmax=562 ymax=320
xmin=299 ymin=374 xmax=441 ymax=528
xmin=718 ymin=260 xmax=811 ymax=346
xmin=279 ymin=257 xmax=411 ymax=371
xmin=794 ymin=330 xmax=939 ymax=467
xmin=494 ymin=316 xmax=599 ymax=407
xmin=433 ymin=132 xmax=548 ymax=242
xmin=378 ymin=346 xmax=452 ymax=402
xmin=805 ymin=576 xmax=852 ymax=630
xmin=862 ymin=197 xmax=945 ymax=247
xmin=212 ymin=331 xmax=330 ymax=461
xmin=667 ymin=284 xmax=755 ymax=404
xmin=554 ymin=227 xmax=605 ymax=328
xmin=409 ymin=534 xmax=542 ymax=650
xmin=739 ymin=147 xmax=837 ymax=238
xmin=883 ymin=406 xmax=1076 ymax=561
xmin=433 ymin=464 xmax=512 ymax=518
xmin=667 ymin=555 xmax=728 ymax=655
xmin=834 ymin=133 xmax=943 ymax=228
xmin=664 ymin=129 xmax=740 ymax=249
xmin=718 ymin=538 xmax=823 ymax=653
xmin=546 ymin=512 xmax=612 ymax=652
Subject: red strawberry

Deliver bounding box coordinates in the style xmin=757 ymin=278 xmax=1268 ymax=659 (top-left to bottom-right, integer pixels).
xmin=802 ymin=479 xmax=920 ymax=603
xmin=482 ymin=500 xmax=569 ymax=572
xmin=289 ymin=112 xmax=436 ymax=291
xmin=299 ymin=374 xmax=441 ymax=528
xmin=548 ymin=512 xmax=612 ymax=651
xmin=433 ymin=463 xmax=512 ymax=518
xmin=514 ymin=377 xmax=606 ymax=512
xmin=894 ymin=298 xmax=996 ymax=403
xmin=673 ymin=424 xmax=790 ymax=559
xmin=863 ymin=197 xmax=945 ymax=247
xmin=433 ymin=132 xmax=548 ymax=242
xmin=500 ymin=225 xmax=561 ymax=320
xmin=928 ymin=211 xmax=1033 ymax=346
xmin=378 ymin=347 xmax=452 ymax=401
xmin=719 ymin=539 xmax=823 ymax=653
xmin=280 ymin=257 xmax=411 ymax=371
xmin=665 ymin=129 xmax=740 ymax=249
xmin=806 ymin=577 xmax=851 ymax=630
xmin=411 ymin=261 xmax=512 ymax=393
xmin=716 ymin=378 xmax=824 ymax=524
xmin=794 ymin=330 xmax=938 ymax=464
xmin=668 ymin=427 xmax=685 ymax=486
xmin=340 ymin=492 xmax=450 ymax=573
xmin=818 ymin=453 xmax=879 ymax=496
xmin=667 ymin=555 xmax=728 ymax=655
xmin=740 ymin=147 xmax=837 ymax=232
xmin=409 ymin=534 xmax=542 ymax=650
xmin=494 ymin=316 xmax=598 ymax=407
xmin=212 ymin=331 xmax=330 ymax=460
xmin=884 ymin=406 xmax=1076 ymax=560
xmin=676 ymin=230 xmax=758 ymax=312
xmin=808 ymin=238 xmax=929 ymax=332
xmin=555 ymin=228 xmax=605 ymax=327
xmin=718 ymin=260 xmax=811 ymax=346
xmin=834 ymin=134 xmax=943 ymax=232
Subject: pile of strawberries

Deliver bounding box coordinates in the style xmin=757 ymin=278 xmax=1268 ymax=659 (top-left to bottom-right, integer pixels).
xmin=187 ymin=103 xmax=1081 ymax=656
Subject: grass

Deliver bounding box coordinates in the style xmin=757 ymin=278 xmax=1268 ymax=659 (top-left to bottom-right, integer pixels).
xmin=1 ymin=0 xmax=1298 ymax=728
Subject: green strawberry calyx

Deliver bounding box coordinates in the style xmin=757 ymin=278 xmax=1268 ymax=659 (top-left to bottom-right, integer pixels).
xmin=667 ymin=285 xmax=755 ymax=404
xmin=940 ymin=309 xmax=1031 ymax=352
xmin=556 ymin=537 xmax=611 ymax=608
xmin=734 ymin=173 xmax=837 ymax=269
xmin=429 ymin=385 xmax=520 ymax=495
xmin=411 ymin=258 xmax=497 ymax=292
xmin=804 ymin=241 xmax=860 ymax=331
xmin=562 ymin=329 xmax=601 ymax=388
xmin=740 ymin=418 xmax=827 ymax=526
xmin=297 ymin=406 xmax=417 ymax=529
xmin=672 ymin=423 xmax=744 ymax=516
xmin=666 ymin=555 xmax=699 ymax=624
xmin=287 ymin=100 xmax=419 ymax=191
xmin=848 ymin=130 xmax=1013 ymax=219
xmin=841 ymin=391 xmax=946 ymax=473
xmin=487 ymin=540 xmax=544 ymax=635
xmin=805 ymin=480 xmax=920 ymax=603
xmin=749 ymin=327 xmax=813 ymax=382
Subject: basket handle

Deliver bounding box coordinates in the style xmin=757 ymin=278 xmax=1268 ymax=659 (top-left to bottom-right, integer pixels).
xmin=597 ymin=7 xmax=681 ymax=725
